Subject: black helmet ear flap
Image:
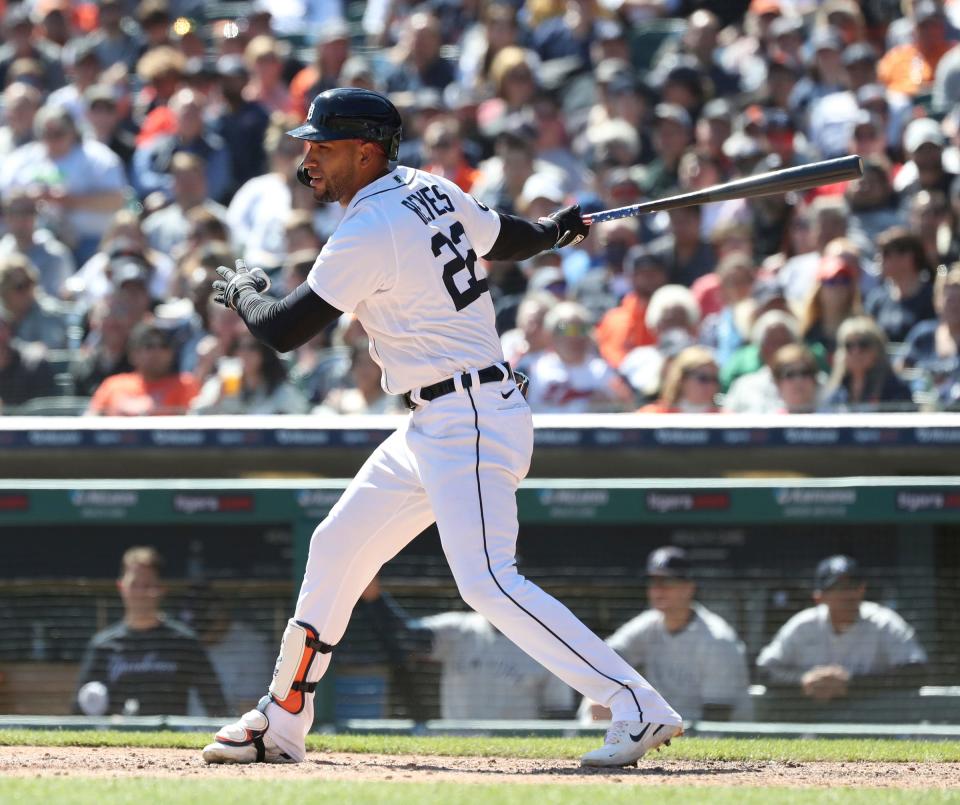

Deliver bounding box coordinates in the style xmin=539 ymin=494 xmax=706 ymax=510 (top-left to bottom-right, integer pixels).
xmin=296 ymin=161 xmax=312 ymax=188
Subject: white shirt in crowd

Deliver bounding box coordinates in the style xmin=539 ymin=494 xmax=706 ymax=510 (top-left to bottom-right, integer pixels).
xmin=582 ymin=602 xmax=752 ymax=722
xmin=523 ymin=352 xmax=621 ymax=413
xmin=415 ymin=611 xmax=575 ymax=720
xmin=756 ymin=601 xmax=928 ymax=685
xmin=306 ymin=166 xmax=505 ymax=394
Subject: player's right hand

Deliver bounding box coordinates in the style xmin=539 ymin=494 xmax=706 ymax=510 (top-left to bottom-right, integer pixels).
xmin=539 ymin=204 xmax=590 ymax=249
xmin=212 ymin=259 xmax=271 ymax=311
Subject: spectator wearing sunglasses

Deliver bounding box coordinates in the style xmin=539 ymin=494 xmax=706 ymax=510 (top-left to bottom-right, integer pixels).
xmin=639 ymin=346 xmax=720 ymax=414
xmin=0 ymin=253 xmax=69 ymax=350
xmin=86 ymin=322 xmax=199 ymax=416
xmin=771 ymin=344 xmax=823 ymax=414
xmin=865 ymin=227 xmax=935 ymax=344
xmin=822 ymin=315 xmax=914 ymax=412
xmin=798 ymin=253 xmax=863 ymax=357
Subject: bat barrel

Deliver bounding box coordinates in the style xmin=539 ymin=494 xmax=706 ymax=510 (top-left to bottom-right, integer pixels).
xmin=584 ymin=155 xmax=864 ymax=225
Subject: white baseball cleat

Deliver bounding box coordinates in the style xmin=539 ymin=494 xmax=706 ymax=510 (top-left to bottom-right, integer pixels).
xmin=580 ymin=720 xmax=683 ymax=768
xmin=202 ymin=707 xmax=296 ymax=764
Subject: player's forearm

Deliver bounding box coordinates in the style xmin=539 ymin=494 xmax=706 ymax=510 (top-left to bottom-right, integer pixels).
xmin=234 ymin=281 xmax=342 ymax=353
xmin=483 ymin=213 xmax=558 ymax=261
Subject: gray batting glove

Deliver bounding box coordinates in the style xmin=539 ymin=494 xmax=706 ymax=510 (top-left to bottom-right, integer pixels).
xmin=212 ymin=259 xmax=272 ymax=311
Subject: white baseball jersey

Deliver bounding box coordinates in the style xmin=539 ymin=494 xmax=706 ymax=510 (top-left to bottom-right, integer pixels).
xmin=756 ymin=601 xmax=928 ymax=684
xmin=416 ymin=611 xmax=575 ymax=719
xmin=306 ymin=166 xmax=505 ymax=394
xmin=523 ymin=352 xmax=622 ymax=413
xmin=600 ymin=603 xmax=752 ymax=721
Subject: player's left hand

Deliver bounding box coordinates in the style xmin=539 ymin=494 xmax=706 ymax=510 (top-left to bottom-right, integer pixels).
xmin=212 ymin=259 xmax=272 ymax=311
xmin=540 ymin=204 xmax=590 ymax=249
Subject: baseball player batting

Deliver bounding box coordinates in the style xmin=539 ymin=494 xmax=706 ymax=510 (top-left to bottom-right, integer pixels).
xmin=201 ymin=87 xmax=682 ymax=768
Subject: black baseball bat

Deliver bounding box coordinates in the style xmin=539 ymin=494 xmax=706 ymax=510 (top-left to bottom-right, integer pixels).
xmin=583 ymin=155 xmax=863 ymax=224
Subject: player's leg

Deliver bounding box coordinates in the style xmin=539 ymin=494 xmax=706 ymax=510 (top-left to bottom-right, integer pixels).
xmin=204 ymin=426 xmax=434 ymax=763
xmin=411 ymin=385 xmax=681 ymax=759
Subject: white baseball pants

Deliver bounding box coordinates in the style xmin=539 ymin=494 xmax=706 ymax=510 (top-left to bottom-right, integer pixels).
xmin=266 ymin=369 xmax=680 ymax=759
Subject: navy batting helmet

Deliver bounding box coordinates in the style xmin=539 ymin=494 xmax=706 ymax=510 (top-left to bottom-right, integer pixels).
xmin=288 ymin=87 xmax=403 ymax=160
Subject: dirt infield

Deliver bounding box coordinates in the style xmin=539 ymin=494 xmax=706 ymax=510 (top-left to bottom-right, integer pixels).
xmin=3 ymin=746 xmax=960 ymax=788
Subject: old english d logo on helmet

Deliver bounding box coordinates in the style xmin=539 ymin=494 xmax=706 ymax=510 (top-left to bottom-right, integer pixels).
xmin=288 ymin=88 xmax=403 ymax=161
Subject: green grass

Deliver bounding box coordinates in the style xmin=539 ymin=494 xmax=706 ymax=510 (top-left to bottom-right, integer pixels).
xmin=0 ymin=780 xmax=958 ymax=805
xmin=2 ymin=729 xmax=960 ymax=763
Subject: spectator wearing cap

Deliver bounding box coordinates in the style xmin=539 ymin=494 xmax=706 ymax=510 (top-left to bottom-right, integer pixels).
xmin=384 ymin=10 xmax=456 ymax=94
xmin=69 ymin=293 xmax=138 ymax=397
xmin=878 ymin=0 xmax=952 ymax=97
xmin=580 ymin=547 xmax=751 ymax=724
xmin=777 ymin=196 xmax=849 ymax=306
xmin=137 ymin=0 xmax=173 ymax=50
xmin=842 ymin=41 xmax=879 ymax=93
xmin=619 ymin=284 xmax=701 ymax=402
xmin=798 ymin=252 xmax=863 ymax=356
xmin=85 ymin=0 xmax=144 ymax=72
xmin=645 ymin=203 xmax=717 ymax=289
xmin=84 ymin=84 xmax=137 ymax=168
xmin=670 ymin=10 xmax=741 ymax=98
xmin=86 ymin=321 xmax=199 ymax=415
xmin=209 ymin=55 xmax=270 ymax=197
xmin=422 ymin=119 xmax=481 ymax=193
xmin=866 ymin=227 xmax=936 ymax=343
xmin=523 ymin=300 xmax=633 ymax=413
xmin=142 ymin=152 xmax=228 ymax=258
xmin=822 ymin=314 xmax=915 ymax=411
xmin=643 ymin=103 xmax=692 ymax=198
xmin=594 ymin=247 xmax=668 ymax=370
xmin=847 ymin=110 xmax=890 ymax=166
xmin=696 ymin=99 xmax=734 ymax=175
xmin=0 ymin=105 xmax=127 ymax=265
xmin=638 ymin=346 xmax=722 ymax=414
xmin=0 ymin=308 xmax=58 ymax=411
xmin=902 ymin=262 xmax=960 ymax=371
xmin=0 ymin=190 xmax=75 ymax=298
xmin=722 ymin=309 xmax=803 ymax=413
xmin=845 ymin=157 xmax=905 ymax=257
xmin=227 ymin=114 xmax=329 ymax=271
xmin=0 ymin=5 xmax=66 ymax=92
xmin=288 ymin=19 xmax=352 ymax=119
xmin=131 ymin=87 xmax=233 ymax=204
xmin=793 ymin=26 xmax=846 ymax=118
xmin=756 ymin=555 xmax=927 ymax=712
xmin=70 ymin=209 xmax=175 ymax=307
xmin=0 ymin=253 xmax=69 ymax=350
xmin=698 ymin=252 xmax=758 ymax=367
xmin=895 ymin=117 xmax=956 ymax=208
xmin=48 ymin=39 xmax=104 ymax=125
xmin=0 ymin=83 xmax=42 ymax=160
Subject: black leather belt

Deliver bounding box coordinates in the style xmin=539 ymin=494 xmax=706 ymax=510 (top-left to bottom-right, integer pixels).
xmin=402 ymin=363 xmax=512 ymax=410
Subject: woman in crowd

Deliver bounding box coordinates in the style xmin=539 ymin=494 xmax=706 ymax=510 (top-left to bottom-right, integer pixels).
xmin=771 ymin=343 xmax=822 ymax=414
xmin=822 ymin=315 xmax=914 ymax=412
xmin=903 ymin=263 xmax=960 ymax=371
xmin=191 ymin=335 xmax=309 ymax=415
xmin=314 ymin=339 xmax=405 ymax=416
xmin=865 ymin=227 xmax=935 ymax=344
xmin=798 ymin=252 xmax=863 ymax=357
xmin=638 ymin=345 xmax=721 ymax=414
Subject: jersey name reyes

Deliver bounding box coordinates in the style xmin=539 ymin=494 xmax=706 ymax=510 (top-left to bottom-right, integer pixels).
xmin=401 ymin=184 xmax=456 ymax=225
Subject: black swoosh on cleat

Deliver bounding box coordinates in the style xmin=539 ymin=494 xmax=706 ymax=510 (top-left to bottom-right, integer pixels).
xmin=500 ymin=388 xmax=516 ymax=399
xmin=630 ymin=724 xmax=650 ymax=742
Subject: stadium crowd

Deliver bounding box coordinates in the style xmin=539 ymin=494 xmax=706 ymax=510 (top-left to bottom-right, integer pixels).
xmin=2 ymin=0 xmax=960 ymax=415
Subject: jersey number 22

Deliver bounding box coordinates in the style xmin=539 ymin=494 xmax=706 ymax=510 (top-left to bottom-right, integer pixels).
xmin=431 ymin=221 xmax=488 ymax=311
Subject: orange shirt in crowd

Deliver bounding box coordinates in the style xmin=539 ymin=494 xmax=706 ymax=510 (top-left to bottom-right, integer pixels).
xmin=877 ymin=40 xmax=954 ymax=96
xmin=422 ymin=161 xmax=481 ymax=192
xmin=289 ymin=67 xmax=321 ymax=119
xmin=88 ymin=372 xmax=200 ymax=416
xmin=594 ymin=293 xmax=654 ymax=368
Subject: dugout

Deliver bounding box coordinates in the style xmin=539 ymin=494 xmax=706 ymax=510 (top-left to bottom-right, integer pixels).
xmin=1 ymin=477 xmax=958 ymax=725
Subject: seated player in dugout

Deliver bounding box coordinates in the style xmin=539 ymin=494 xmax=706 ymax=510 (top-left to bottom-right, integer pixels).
xmin=580 ymin=547 xmax=752 ymax=723
xmin=203 ymin=88 xmax=683 ymax=769
xmin=73 ymin=546 xmax=227 ymax=717
xmin=756 ymin=555 xmax=929 ymax=704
